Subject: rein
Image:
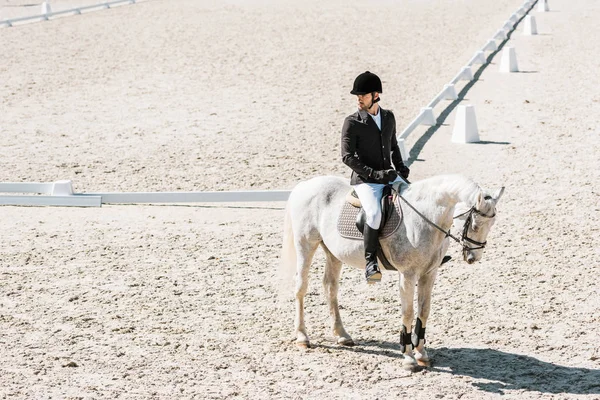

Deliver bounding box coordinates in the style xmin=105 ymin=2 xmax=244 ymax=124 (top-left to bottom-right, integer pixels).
xmin=397 ymin=194 xmax=495 ymax=254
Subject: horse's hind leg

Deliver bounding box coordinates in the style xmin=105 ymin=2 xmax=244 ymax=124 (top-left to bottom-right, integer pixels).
xmin=294 ymin=239 xmax=319 ymax=348
xmin=414 ymin=270 xmax=437 ymax=367
xmin=321 ymin=244 xmax=353 ymax=346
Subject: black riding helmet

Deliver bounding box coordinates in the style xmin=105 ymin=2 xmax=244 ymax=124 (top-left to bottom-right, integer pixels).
xmin=350 ymin=71 xmax=383 ymax=95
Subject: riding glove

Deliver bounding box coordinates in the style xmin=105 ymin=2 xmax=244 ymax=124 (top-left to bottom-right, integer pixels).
xmin=397 ymin=165 xmax=410 ymax=180
xmin=371 ymin=169 xmax=397 ymax=183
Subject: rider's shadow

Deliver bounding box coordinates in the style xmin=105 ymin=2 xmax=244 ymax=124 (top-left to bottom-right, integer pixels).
xmin=430 ymin=347 xmax=600 ymax=395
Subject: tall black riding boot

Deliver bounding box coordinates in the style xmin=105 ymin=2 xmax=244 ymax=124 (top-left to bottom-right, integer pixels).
xmin=363 ymin=225 xmax=382 ymax=283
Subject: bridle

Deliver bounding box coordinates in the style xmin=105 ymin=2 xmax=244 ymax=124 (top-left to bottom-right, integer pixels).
xmin=453 ymin=206 xmax=496 ymax=253
xmin=397 ymin=195 xmax=496 ymax=256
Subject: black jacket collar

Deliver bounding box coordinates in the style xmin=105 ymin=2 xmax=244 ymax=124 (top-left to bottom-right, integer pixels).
xmin=357 ymin=107 xmax=386 ymax=130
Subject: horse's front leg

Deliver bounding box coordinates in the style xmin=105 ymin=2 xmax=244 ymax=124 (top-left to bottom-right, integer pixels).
xmin=399 ymin=272 xmax=418 ymax=370
xmin=413 ymin=269 xmax=438 ymax=367
xmin=322 ymin=247 xmax=353 ymax=346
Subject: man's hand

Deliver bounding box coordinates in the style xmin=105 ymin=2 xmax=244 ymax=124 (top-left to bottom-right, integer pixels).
xmin=372 ymin=169 xmax=397 ymax=183
xmin=397 ymin=165 xmax=410 ymax=180
xmin=384 ymin=169 xmax=398 ymax=182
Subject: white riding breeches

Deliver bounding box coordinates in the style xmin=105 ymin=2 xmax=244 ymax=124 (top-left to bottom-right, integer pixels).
xmin=353 ymin=176 xmax=408 ymax=229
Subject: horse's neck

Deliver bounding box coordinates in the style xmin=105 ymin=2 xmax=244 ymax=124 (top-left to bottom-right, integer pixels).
xmin=405 ymin=175 xmax=481 ymax=220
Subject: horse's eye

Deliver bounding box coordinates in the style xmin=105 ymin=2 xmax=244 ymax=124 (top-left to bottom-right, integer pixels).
xmin=472 ymin=224 xmax=480 ymax=232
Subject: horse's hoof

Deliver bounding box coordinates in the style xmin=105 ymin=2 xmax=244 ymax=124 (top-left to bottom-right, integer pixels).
xmin=402 ymin=357 xmax=421 ymax=372
xmin=416 ymin=358 xmax=431 ymax=368
xmin=415 ymin=351 xmax=431 ymax=367
xmin=337 ymin=337 xmax=355 ymax=346
xmin=296 ymin=341 xmax=310 ymax=349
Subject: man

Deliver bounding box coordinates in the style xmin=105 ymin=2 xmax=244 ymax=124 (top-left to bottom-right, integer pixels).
xmin=341 ymin=71 xmax=410 ymax=284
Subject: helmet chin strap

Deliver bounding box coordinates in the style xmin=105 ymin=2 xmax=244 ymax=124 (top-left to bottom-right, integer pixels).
xmin=367 ymin=92 xmax=380 ymax=113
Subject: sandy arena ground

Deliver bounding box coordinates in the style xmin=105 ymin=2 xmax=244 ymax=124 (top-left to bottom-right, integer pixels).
xmin=1 ymin=0 xmax=599 ymax=398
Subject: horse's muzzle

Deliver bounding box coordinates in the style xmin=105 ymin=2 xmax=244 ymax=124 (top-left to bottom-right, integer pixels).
xmin=466 ymin=253 xmax=476 ymax=264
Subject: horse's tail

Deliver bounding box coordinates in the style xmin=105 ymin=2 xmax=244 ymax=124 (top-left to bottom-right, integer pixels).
xmin=278 ymin=200 xmax=297 ymax=297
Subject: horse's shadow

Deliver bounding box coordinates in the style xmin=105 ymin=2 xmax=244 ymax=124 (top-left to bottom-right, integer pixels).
xmin=317 ymin=342 xmax=600 ymax=395
xmin=430 ymin=347 xmax=600 ymax=395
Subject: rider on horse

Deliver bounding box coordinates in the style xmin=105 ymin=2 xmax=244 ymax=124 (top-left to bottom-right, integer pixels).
xmin=341 ymin=71 xmax=410 ymax=284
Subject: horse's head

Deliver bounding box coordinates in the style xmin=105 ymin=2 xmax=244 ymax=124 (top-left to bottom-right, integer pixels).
xmin=460 ymin=186 xmax=505 ymax=264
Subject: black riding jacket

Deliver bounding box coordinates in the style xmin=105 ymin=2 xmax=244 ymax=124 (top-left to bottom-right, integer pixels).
xmin=341 ymin=108 xmax=406 ymax=185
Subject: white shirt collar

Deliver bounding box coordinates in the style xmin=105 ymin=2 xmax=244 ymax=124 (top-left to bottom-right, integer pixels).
xmin=368 ymin=107 xmax=382 ymax=130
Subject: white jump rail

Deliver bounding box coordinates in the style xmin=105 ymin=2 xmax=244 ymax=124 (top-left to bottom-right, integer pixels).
xmin=0 ymin=181 xmax=290 ymax=207
xmin=0 ymin=0 xmax=138 ymax=27
xmin=396 ymin=0 xmax=538 ymax=159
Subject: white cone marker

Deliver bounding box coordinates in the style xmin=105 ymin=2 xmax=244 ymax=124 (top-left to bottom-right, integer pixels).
xmin=537 ymin=0 xmax=549 ymax=12
xmin=499 ymin=47 xmax=519 ymax=73
xmin=523 ymin=15 xmax=538 ymax=35
xmin=452 ymin=105 xmax=480 ymax=143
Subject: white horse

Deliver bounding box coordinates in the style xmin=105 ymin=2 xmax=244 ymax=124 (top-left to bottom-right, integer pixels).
xmin=280 ymin=174 xmax=504 ymax=370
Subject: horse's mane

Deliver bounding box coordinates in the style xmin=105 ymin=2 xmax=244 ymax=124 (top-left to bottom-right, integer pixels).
xmin=407 ymin=174 xmax=482 ymax=206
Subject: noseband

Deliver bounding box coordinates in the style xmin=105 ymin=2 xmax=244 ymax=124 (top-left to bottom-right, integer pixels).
xmin=398 ymin=195 xmax=495 ymax=255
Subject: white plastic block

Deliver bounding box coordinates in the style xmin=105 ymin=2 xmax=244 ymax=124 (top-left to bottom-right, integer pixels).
xmin=397 ymin=138 xmax=408 ymax=162
xmin=493 ymin=29 xmax=507 ymax=41
xmin=452 ymin=105 xmax=480 ymax=143
xmin=524 ymin=15 xmax=538 ymax=35
xmin=420 ymin=107 xmax=437 ymax=126
xmin=443 ymin=84 xmax=458 ymax=101
xmin=51 ymin=180 xmax=74 ymax=196
xmin=499 ymin=46 xmax=519 ymax=73
xmin=482 ymin=39 xmax=498 ymax=52
xmin=459 ymin=66 xmax=474 ymax=81
xmin=537 ymin=0 xmax=549 ymax=12
xmin=469 ymin=51 xmax=487 ymax=66
xmin=41 ymin=1 xmax=52 ymax=15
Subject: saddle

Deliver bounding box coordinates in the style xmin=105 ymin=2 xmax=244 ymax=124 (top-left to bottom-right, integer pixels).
xmin=337 ymin=185 xmax=403 ymax=271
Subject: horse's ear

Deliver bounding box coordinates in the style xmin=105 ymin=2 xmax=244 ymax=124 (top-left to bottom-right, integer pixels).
xmin=493 ymin=187 xmax=505 ymax=203
xmin=476 ymin=192 xmax=485 ymax=209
